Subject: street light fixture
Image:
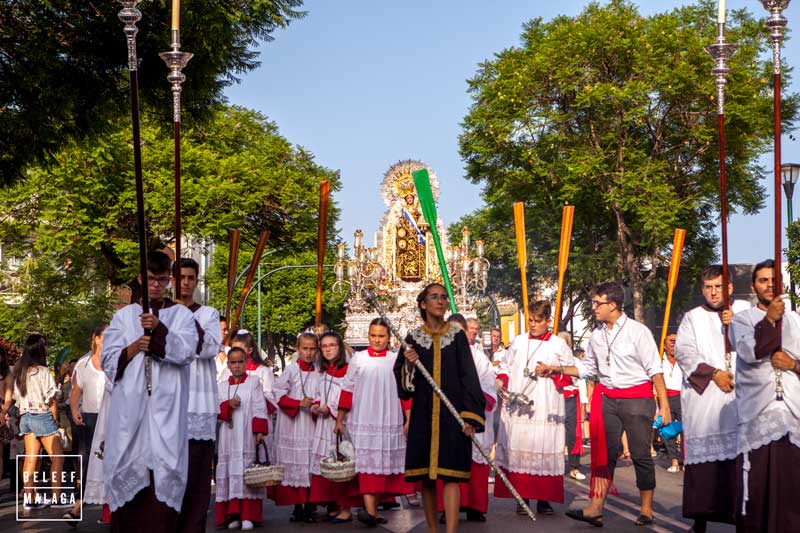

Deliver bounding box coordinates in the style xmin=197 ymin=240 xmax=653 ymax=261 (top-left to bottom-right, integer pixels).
xmin=781 ymin=162 xmax=800 ymax=310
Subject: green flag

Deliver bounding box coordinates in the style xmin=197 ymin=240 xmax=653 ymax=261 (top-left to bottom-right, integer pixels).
xmin=412 ymin=168 xmax=457 ymax=313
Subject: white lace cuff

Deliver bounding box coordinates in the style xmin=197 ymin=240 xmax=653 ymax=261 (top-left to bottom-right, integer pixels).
xmin=404 ymin=364 xmax=416 ymax=392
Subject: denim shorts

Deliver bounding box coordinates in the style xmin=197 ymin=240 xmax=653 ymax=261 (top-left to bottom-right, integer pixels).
xmin=19 ymin=412 xmax=58 ymax=437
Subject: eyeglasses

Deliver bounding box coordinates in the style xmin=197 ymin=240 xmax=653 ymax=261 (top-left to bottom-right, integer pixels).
xmin=427 ymin=294 xmax=449 ymax=301
xmin=590 ymin=300 xmax=613 ymax=308
xmin=148 ymin=276 xmax=171 ymax=286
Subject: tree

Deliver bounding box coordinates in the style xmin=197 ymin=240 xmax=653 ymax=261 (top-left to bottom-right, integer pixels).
xmin=0 ymin=0 xmax=305 ymax=184
xmin=0 ymin=105 xmax=341 ymax=349
xmin=458 ymin=0 xmax=796 ymax=322
xmin=205 ymin=248 xmax=348 ymax=366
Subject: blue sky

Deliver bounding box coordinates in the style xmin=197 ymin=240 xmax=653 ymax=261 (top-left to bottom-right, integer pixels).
xmin=224 ymin=0 xmax=800 ymax=264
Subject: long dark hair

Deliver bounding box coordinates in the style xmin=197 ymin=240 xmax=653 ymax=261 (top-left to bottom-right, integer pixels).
xmin=14 ymin=334 xmax=48 ymax=398
xmin=91 ymin=323 xmax=107 ymax=354
xmin=231 ymin=330 xmax=272 ymax=368
xmin=0 ymin=345 xmax=9 ymax=380
xmin=319 ymin=331 xmax=347 ymax=371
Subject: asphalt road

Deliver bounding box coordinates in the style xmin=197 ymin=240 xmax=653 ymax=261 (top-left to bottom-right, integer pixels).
xmin=0 ymin=453 xmax=735 ymax=532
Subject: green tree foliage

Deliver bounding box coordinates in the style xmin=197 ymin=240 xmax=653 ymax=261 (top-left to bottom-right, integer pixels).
xmin=458 ymin=0 xmax=796 ymax=323
xmin=206 ymin=248 xmax=347 ymax=365
xmin=0 ymin=105 xmax=341 ymax=350
xmin=0 ymin=0 xmax=305 ymax=184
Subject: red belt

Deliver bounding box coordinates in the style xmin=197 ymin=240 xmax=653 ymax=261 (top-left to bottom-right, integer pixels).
xmin=589 ymin=382 xmax=653 ymax=497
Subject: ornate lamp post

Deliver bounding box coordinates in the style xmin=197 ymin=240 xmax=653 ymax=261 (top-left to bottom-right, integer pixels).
xmin=782 ymin=162 xmax=800 ymax=310
xmin=333 ymin=230 xmax=389 ymax=308
xmin=447 ymin=226 xmax=490 ymax=311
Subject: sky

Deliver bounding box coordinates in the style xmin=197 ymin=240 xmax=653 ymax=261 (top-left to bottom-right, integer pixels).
xmin=224 ymin=0 xmax=800 ymax=265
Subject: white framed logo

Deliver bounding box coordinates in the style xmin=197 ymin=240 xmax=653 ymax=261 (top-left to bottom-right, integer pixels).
xmin=15 ymin=454 xmax=82 ymax=522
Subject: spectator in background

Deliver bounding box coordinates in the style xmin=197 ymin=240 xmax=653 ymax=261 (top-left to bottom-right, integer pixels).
xmin=661 ymin=334 xmax=683 ymax=473
xmin=14 ymin=334 xmax=69 ymax=509
xmin=489 ymin=328 xmax=506 ymax=369
xmin=67 ymin=324 xmax=109 ymax=521
xmin=559 ymin=332 xmax=585 ymax=481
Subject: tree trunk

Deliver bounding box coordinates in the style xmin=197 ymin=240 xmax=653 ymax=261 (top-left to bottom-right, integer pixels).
xmin=612 ymin=204 xmax=646 ymax=322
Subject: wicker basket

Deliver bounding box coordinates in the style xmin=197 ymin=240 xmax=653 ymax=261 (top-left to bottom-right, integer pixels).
xmin=320 ymin=435 xmax=356 ymax=482
xmin=245 ymin=441 xmax=284 ymax=488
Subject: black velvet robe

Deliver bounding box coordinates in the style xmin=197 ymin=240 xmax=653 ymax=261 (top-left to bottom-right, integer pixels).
xmin=394 ymin=324 xmax=486 ymax=482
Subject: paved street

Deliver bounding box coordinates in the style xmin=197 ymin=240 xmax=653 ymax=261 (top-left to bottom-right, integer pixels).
xmin=0 ymin=453 xmax=736 ymax=532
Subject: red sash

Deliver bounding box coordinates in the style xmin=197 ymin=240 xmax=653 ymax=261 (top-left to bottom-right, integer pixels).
xmin=589 ymin=382 xmax=653 ymax=497
xmin=667 ymin=389 xmax=680 ymax=397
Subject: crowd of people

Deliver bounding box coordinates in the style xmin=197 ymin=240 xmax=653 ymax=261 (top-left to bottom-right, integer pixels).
xmin=0 ymin=252 xmax=798 ymax=533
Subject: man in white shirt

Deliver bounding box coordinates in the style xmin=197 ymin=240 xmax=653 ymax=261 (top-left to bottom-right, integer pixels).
xmin=101 ymin=252 xmax=198 ymax=532
xmin=731 ymin=259 xmax=800 ymax=532
xmin=674 ymin=264 xmax=744 ymax=532
xmin=489 ymin=327 xmax=506 ymax=368
xmin=551 ymin=282 xmax=670 ymax=527
xmin=177 ymin=258 xmax=222 ymax=532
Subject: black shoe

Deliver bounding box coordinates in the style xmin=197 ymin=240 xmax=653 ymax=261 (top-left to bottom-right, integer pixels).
xmin=289 ymin=504 xmax=304 ymax=523
xmin=357 ymin=510 xmax=378 ymax=528
xmin=634 ymin=514 xmax=654 ymax=526
xmin=439 ymin=512 xmax=446 ymax=524
xmin=565 ymin=508 xmax=604 ymax=527
xmin=537 ymin=501 xmax=554 ymax=515
xmin=465 ymin=509 xmax=486 ymax=522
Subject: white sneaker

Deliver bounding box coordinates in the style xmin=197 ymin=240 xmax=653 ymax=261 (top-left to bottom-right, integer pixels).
xmin=667 ymin=465 xmax=680 ymax=473
xmin=228 ymin=520 xmax=241 ymax=529
xmin=569 ymin=470 xmax=586 ymax=481
xmin=23 ymin=502 xmax=49 ymax=510
xmin=241 ymin=520 xmax=254 ymax=531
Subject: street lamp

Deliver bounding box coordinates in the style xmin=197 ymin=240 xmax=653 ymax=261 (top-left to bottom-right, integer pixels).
xmin=781 ymin=162 xmax=800 ymax=310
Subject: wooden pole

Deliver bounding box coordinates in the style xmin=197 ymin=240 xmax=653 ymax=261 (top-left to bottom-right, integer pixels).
xmin=513 ymin=203 xmax=529 ymax=332
xmin=316 ymin=181 xmax=331 ymax=323
xmin=231 ymin=231 xmax=270 ymax=330
xmin=658 ymin=229 xmax=686 ymax=359
xmin=225 ymin=229 xmax=241 ymax=332
xmin=552 ymin=205 xmax=575 ymax=335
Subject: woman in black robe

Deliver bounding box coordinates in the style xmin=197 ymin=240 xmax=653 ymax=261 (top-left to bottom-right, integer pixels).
xmin=393 ymin=283 xmax=485 ymax=533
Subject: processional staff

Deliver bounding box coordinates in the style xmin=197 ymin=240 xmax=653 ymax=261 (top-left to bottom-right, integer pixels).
xmin=513 ymin=203 xmax=530 ymax=331
xmin=160 ymin=0 xmax=193 ymax=282
xmin=658 ymin=229 xmax=686 ymax=359
xmin=118 ymin=1 xmax=153 ymax=395
xmin=552 ymin=205 xmax=574 ymax=335
xmin=412 ymin=169 xmax=457 ymax=313
xmin=225 ymin=229 xmax=241 ymax=343
xmin=316 ymin=181 xmax=331 ymax=323
xmin=705 ymin=1 xmax=737 ymax=370
xmin=760 ymin=0 xmax=790 ymax=401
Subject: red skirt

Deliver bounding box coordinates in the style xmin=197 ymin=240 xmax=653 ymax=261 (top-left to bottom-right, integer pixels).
xmin=214 ymin=498 xmax=263 ymax=526
xmin=493 ymin=469 xmax=564 ymax=503
xmin=267 ymin=484 xmax=309 ymax=506
xmin=309 ymin=474 xmax=361 ymax=506
xmin=350 ymin=473 xmax=414 ymax=497
xmin=436 ymin=462 xmax=490 ymax=513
